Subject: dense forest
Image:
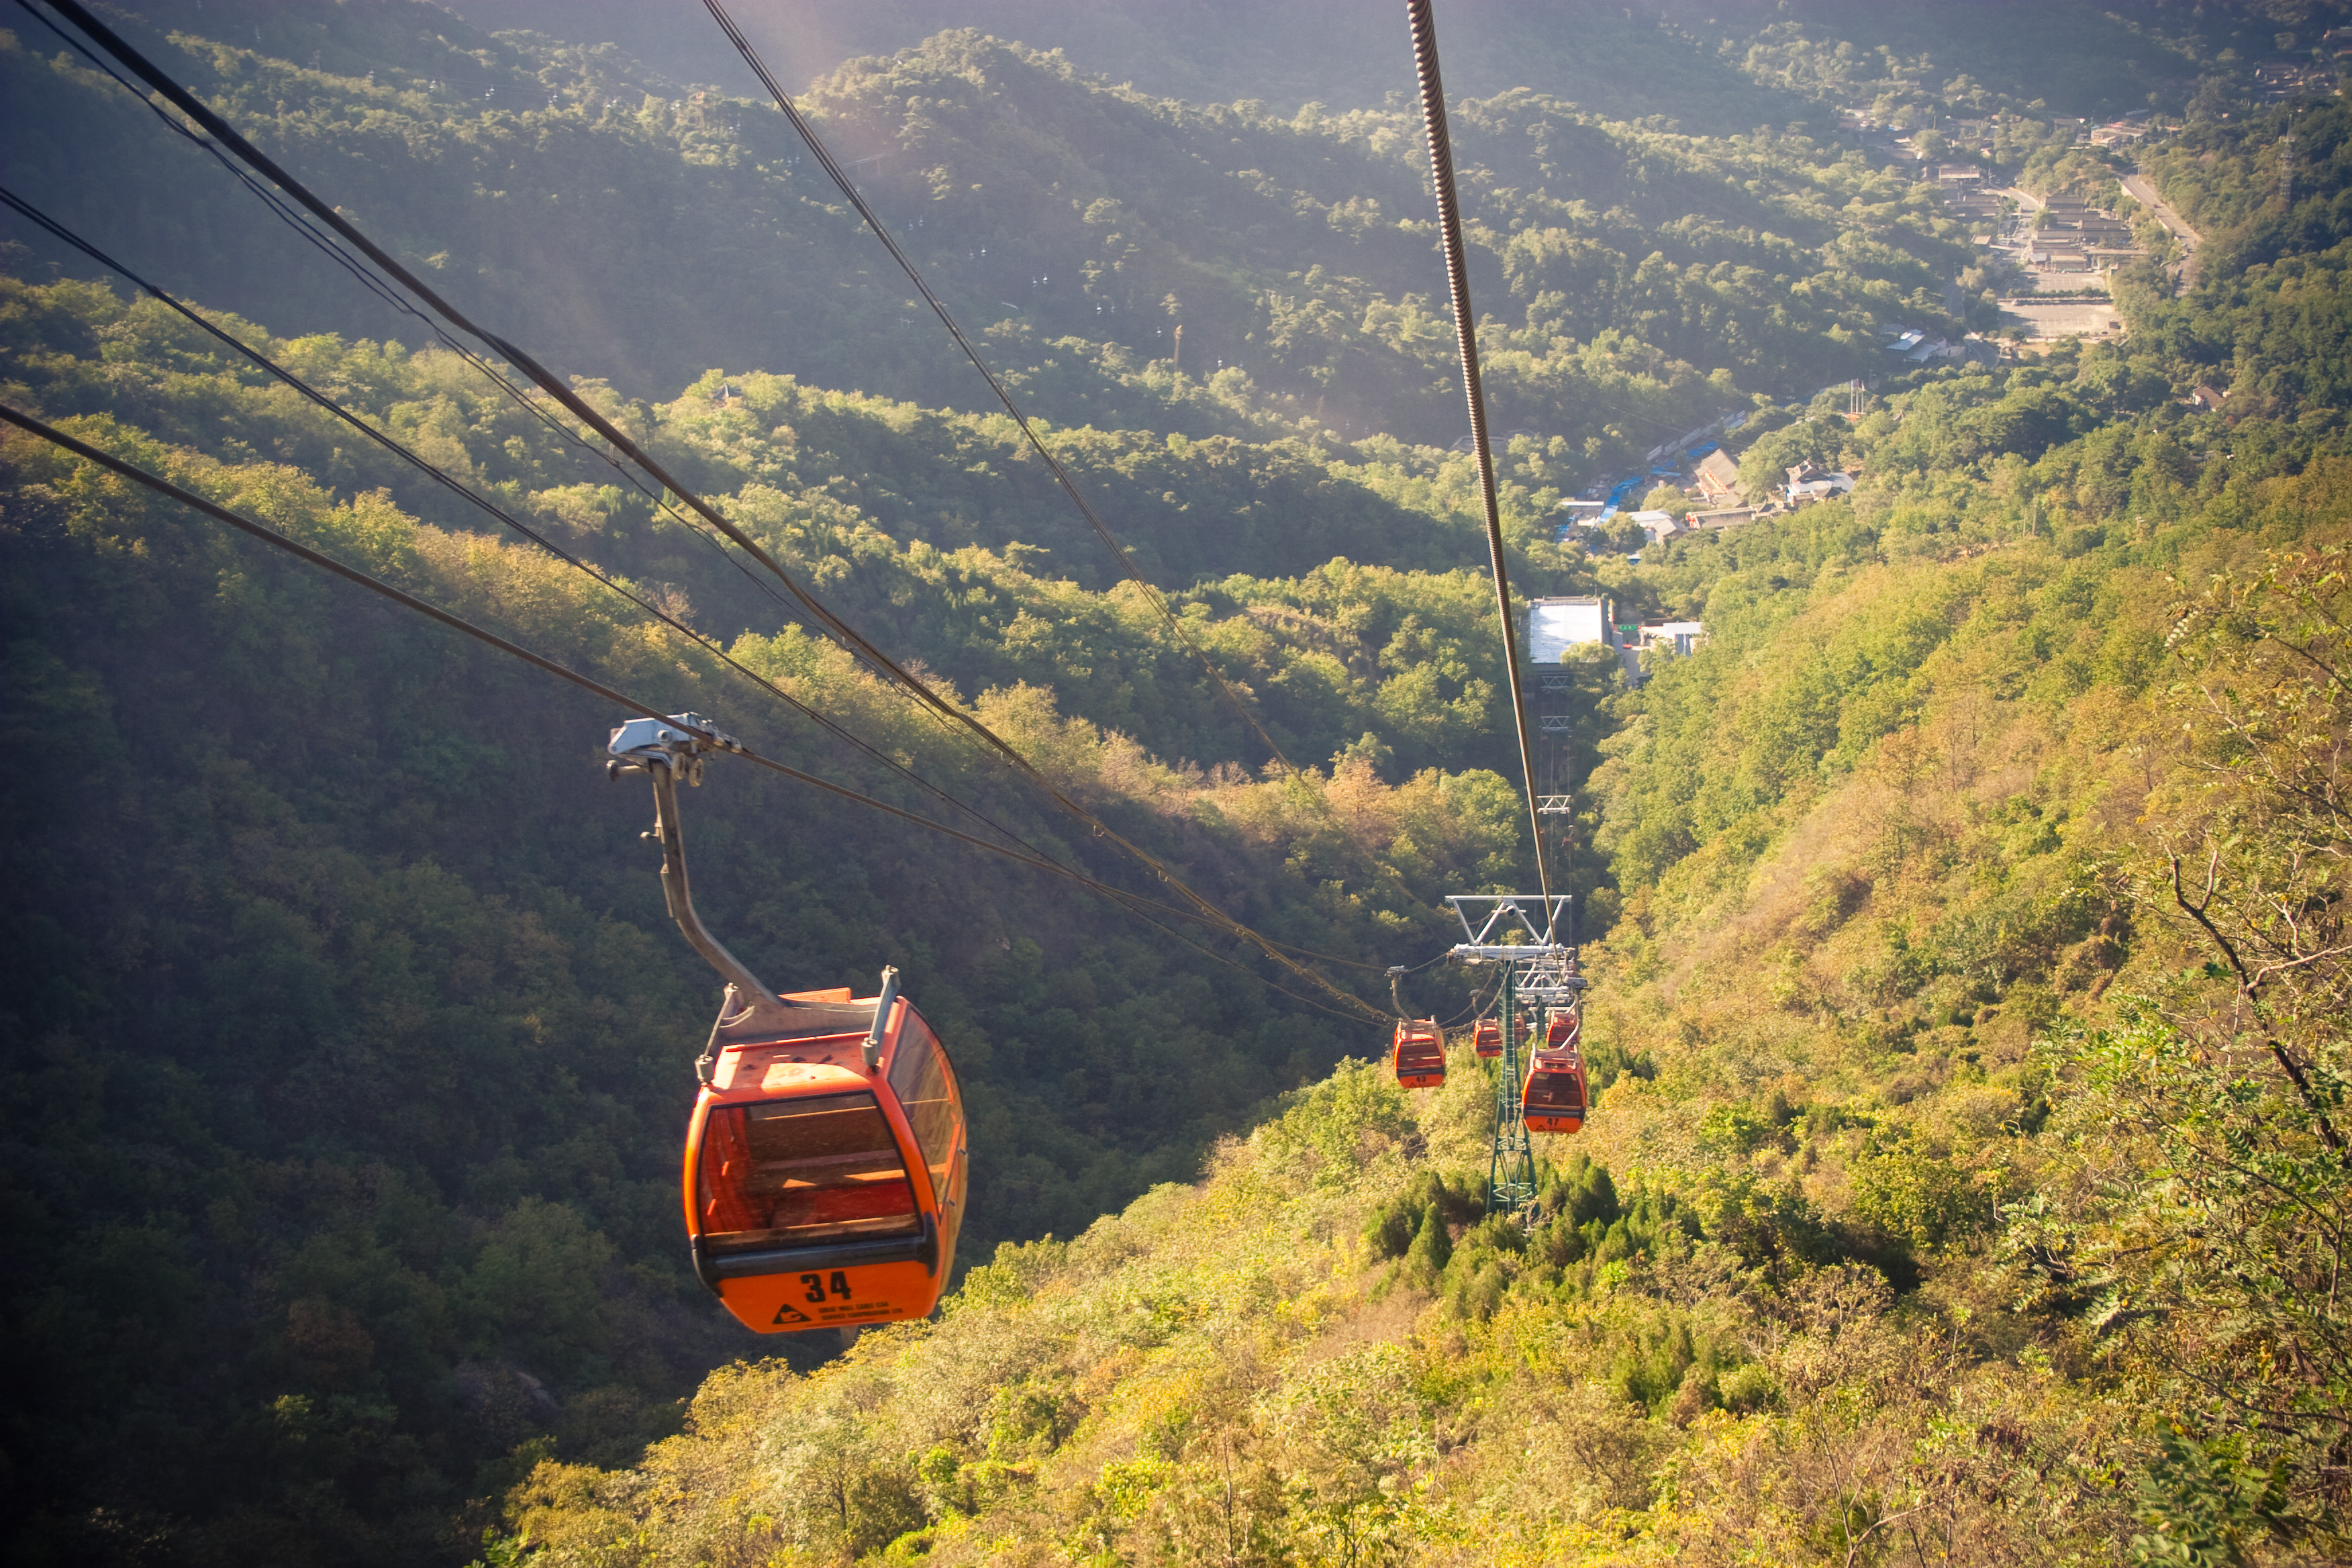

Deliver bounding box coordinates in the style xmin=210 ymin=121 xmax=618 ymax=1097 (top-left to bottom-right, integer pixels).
xmin=5 ymin=0 xmax=2352 ymax=1565
xmin=2 ymin=1 xmax=1975 ymax=458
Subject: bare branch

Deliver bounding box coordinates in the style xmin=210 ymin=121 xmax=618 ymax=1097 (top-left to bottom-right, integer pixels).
xmin=2175 ymin=849 xmax=2253 ymax=991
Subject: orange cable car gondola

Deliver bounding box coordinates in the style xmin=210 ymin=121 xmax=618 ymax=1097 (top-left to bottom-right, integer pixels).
xmin=611 ymin=715 xmax=967 ymax=1334
xmin=1522 ymin=1008 xmax=1589 ymax=1135
xmin=1391 ymin=1017 xmax=1446 ymax=1089
xmin=1472 ymin=1017 xmax=1502 ymax=1059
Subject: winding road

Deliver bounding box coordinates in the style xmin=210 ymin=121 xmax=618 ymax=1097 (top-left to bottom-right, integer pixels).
xmin=2122 ymin=173 xmax=2202 ymax=293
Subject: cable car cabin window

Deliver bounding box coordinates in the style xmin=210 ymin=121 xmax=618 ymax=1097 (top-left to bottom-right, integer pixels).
xmin=697 ymin=1092 xmax=920 ymax=1254
xmin=887 ymin=1011 xmax=961 ymax=1203
xmin=1526 ymin=1064 xmax=1586 ymax=1112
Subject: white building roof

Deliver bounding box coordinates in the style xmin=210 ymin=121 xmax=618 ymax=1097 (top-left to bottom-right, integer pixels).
xmin=1525 ymin=597 xmax=1614 ymax=660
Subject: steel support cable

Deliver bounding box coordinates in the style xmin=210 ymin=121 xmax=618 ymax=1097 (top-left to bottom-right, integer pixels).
xmin=21 ymin=0 xmax=1483 ymax=991
xmin=15 ymin=0 xmax=1020 ymax=832
xmin=1393 ymin=969 xmax=1496 ymax=1030
xmin=2 ymin=178 xmax=1408 ymax=995
xmin=40 ymin=0 xmax=1373 ymax=1019
xmin=0 ymin=402 xmax=1386 ymax=1026
xmin=1404 ymin=0 xmax=1553 ymax=912
xmin=1439 ymin=965 xmax=1505 ymax=1028
xmin=32 ymin=0 xmax=1245 ymax=844
xmin=0 ymin=183 xmax=1083 ymax=876
xmin=17 ymin=0 xmax=840 ymax=642
xmin=15 ymin=3 xmax=631 ymax=465
xmin=696 ymin=0 xmax=1305 ymax=782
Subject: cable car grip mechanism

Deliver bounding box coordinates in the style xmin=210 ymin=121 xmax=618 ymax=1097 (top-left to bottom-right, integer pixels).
xmin=607 ymin=714 xmax=788 ymax=1032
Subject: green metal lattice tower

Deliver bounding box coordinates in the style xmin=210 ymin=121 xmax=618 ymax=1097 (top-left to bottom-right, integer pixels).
xmin=1487 ymin=962 xmax=1537 ymax=1216
xmin=1444 ymin=895 xmax=1575 ymax=1218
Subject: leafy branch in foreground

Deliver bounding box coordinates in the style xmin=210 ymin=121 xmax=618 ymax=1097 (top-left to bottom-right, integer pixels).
xmin=2039 ymin=546 xmax=2352 ymax=1545
xmin=2161 ymin=544 xmax=2352 ymax=1148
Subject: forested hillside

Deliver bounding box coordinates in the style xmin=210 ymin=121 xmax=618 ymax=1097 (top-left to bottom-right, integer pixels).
xmin=7 ymin=1 xmax=2352 ymax=1565
xmin=489 ymin=234 xmax=2352 ymax=1565
xmin=3 ymin=1 xmax=1967 ymax=462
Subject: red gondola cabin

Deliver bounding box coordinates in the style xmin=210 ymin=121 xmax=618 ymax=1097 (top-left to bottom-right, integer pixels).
xmin=683 ymin=982 xmax=968 ymax=1333
xmin=1473 ymin=1018 xmax=1502 ymax=1059
xmin=1522 ymin=1010 xmax=1588 ymax=1135
xmin=1391 ymin=1018 xmax=1446 ymax=1089
xmin=610 ymin=715 xmax=970 ymax=1335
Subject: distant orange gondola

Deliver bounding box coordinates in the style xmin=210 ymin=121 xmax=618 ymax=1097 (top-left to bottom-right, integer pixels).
xmin=1392 ymin=1018 xmax=1446 ymax=1088
xmin=1522 ymin=1009 xmax=1588 ymax=1134
xmin=1473 ymin=1017 xmax=1502 ymax=1059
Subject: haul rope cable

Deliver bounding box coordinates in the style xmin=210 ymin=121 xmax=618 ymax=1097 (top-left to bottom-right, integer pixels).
xmin=0 ymin=183 xmax=1086 ymax=876
xmin=39 ymin=0 xmax=1371 ymax=1013
xmin=0 ymin=185 xmax=1400 ymax=989
xmin=26 ymin=0 xmax=1454 ymax=985
xmin=1406 ymin=0 xmax=1553 ymax=910
xmin=698 ymin=0 xmax=1306 ymax=783
xmin=36 ymin=0 xmax=1300 ymax=798
xmin=16 ymin=0 xmax=1463 ymax=989
xmin=0 ymin=403 xmax=1388 ymax=1026
xmin=1442 ymin=967 xmax=1506 ymax=1028
xmin=31 ymin=0 xmax=1330 ymax=992
xmin=14 ymin=0 xmax=1068 ymax=746
xmin=13 ymin=0 xmax=861 ymax=650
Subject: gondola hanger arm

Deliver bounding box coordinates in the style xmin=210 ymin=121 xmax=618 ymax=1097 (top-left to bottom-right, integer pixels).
xmin=608 ymin=714 xmax=786 ymax=1021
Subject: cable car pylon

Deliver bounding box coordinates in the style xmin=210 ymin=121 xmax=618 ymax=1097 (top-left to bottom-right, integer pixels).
xmin=1445 ymin=895 xmax=1585 ymax=1216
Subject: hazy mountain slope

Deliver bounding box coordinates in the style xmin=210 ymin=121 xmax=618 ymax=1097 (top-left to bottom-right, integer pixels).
xmin=5 ymin=5 xmax=1957 ymax=460
xmin=796 ymin=32 xmax=1969 ymax=441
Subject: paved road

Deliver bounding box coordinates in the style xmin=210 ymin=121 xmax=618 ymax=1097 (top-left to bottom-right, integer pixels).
xmin=2122 ymin=173 xmax=2202 ymax=293
xmin=1988 ymin=187 xmax=2039 ymax=249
